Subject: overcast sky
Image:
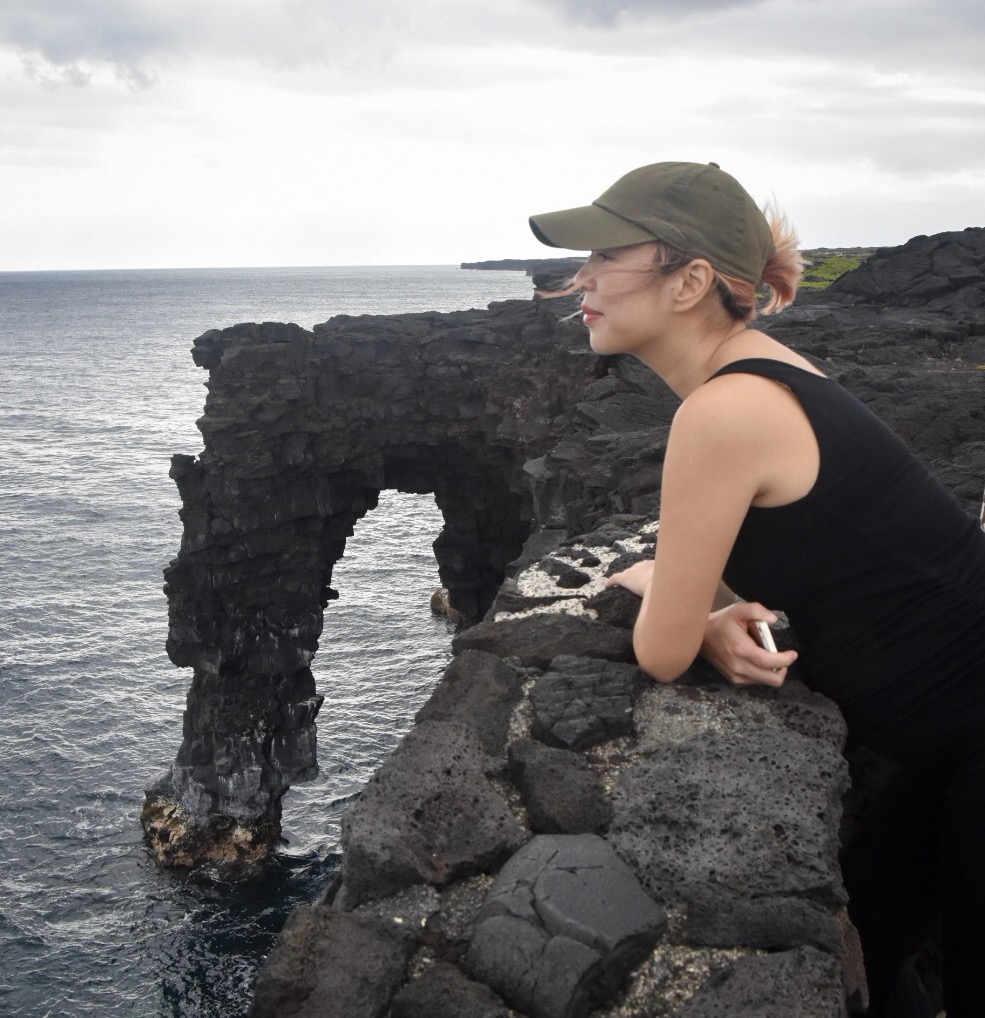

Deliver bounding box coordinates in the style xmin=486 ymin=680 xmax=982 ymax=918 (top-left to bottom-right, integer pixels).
xmin=1 ymin=0 xmax=983 ymax=271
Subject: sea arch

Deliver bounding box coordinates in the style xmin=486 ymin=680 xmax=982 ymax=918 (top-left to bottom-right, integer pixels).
xmin=142 ymin=303 xmax=595 ymax=864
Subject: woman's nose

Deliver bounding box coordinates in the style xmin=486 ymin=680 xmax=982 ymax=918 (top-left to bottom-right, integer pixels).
xmin=573 ymin=259 xmax=594 ymax=289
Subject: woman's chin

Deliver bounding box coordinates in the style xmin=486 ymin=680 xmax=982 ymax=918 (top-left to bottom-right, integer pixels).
xmin=588 ymin=331 xmax=622 ymax=356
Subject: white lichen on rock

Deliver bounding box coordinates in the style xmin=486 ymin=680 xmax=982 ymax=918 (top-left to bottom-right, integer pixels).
xmin=495 ymin=524 xmax=657 ymax=623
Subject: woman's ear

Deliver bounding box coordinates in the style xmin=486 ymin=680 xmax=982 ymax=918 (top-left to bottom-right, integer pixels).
xmin=673 ymin=259 xmax=717 ymax=310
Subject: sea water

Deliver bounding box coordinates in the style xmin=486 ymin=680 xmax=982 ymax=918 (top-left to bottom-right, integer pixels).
xmin=0 ymin=265 xmax=535 ymax=1016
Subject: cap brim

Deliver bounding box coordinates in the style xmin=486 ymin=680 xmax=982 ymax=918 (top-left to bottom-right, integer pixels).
xmin=529 ymin=203 xmax=656 ymax=251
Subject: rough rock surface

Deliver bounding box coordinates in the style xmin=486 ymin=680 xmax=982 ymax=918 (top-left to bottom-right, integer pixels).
xmin=390 ymin=961 xmax=513 ymax=1018
xmin=245 ymin=905 xmax=417 ymax=1018
xmin=674 ymin=945 xmax=844 ymax=1018
xmin=464 ymin=834 xmax=668 ymax=1018
xmin=610 ymin=724 xmax=848 ymax=950
xmin=507 ymin=738 xmax=613 ymax=835
xmin=151 ymin=230 xmax=985 ymax=1014
xmin=334 ymin=720 xmax=526 ymax=910
xmin=530 ymin=655 xmax=640 ymax=750
xmin=414 ymin=649 xmax=527 ymax=763
xmin=826 ymin=229 xmax=985 ymax=308
xmin=249 ymin=516 xmax=863 ymax=1017
xmin=453 ymin=614 xmax=635 ymax=669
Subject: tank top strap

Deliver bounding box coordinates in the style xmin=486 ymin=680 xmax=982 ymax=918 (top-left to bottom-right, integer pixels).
xmin=706 ymin=357 xmax=827 ymax=387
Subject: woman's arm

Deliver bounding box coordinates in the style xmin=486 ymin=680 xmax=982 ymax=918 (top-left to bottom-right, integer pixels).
xmin=607 ymin=559 xmax=795 ymax=686
xmin=612 ymin=375 xmax=799 ymax=683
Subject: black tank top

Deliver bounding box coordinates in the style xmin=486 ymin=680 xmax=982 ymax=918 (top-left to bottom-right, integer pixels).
xmin=711 ymin=358 xmax=985 ymax=759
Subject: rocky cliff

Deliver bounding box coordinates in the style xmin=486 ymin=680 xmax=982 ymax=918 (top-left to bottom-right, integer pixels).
xmin=144 ymin=228 xmax=985 ymax=1014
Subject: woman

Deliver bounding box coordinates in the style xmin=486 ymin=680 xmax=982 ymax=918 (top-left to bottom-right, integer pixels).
xmin=529 ymin=161 xmax=985 ymax=1018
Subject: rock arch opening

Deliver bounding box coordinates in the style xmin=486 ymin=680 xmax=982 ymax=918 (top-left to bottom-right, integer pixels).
xmin=279 ymin=488 xmax=452 ymax=854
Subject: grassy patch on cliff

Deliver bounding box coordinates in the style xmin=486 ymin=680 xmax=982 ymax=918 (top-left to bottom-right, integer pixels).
xmin=799 ymin=248 xmax=875 ymax=289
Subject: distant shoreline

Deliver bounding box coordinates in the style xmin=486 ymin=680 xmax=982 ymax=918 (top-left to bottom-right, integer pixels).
xmin=462 ymin=249 xmax=875 ymax=270
xmin=460 ymin=257 xmax=583 ymax=275
xmin=462 ymin=249 xmax=878 ymax=288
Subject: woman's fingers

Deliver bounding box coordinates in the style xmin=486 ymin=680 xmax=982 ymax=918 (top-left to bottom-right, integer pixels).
xmin=602 ymin=560 xmax=654 ymax=596
xmin=727 ymin=647 xmax=797 ymax=686
xmin=702 ymin=602 xmax=797 ymax=688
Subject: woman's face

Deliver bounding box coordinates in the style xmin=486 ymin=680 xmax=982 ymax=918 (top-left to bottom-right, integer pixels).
xmin=572 ymin=242 xmax=674 ymax=356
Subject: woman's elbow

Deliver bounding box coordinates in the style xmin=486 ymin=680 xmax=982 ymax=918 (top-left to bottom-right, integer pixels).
xmin=632 ymin=633 xmax=691 ymax=684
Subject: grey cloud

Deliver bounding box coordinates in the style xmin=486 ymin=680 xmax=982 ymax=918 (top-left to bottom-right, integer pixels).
xmin=0 ymin=0 xmax=507 ymax=87
xmin=531 ymin=0 xmax=763 ymax=24
xmin=530 ymin=0 xmax=985 ymax=34
xmin=0 ymin=1 xmax=179 ymax=65
xmin=3 ymin=0 xmax=984 ymax=99
xmin=525 ymin=0 xmax=985 ymax=82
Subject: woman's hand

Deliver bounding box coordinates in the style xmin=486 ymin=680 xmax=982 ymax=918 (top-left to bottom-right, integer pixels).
xmin=700 ymin=601 xmax=797 ymax=688
xmin=603 ymin=560 xmax=653 ymax=598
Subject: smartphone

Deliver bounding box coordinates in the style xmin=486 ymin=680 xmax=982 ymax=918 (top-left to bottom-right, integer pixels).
xmin=750 ymin=620 xmax=778 ymax=654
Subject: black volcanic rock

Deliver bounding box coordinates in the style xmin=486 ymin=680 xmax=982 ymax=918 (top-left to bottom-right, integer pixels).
xmin=414 ymin=650 xmax=526 ymax=765
xmin=608 ymin=724 xmax=849 ymax=950
xmin=452 ymin=614 xmax=635 ymax=669
xmin=144 ymin=297 xmax=607 ymax=864
xmin=507 ymin=738 xmax=613 ymax=834
xmin=675 ymin=945 xmax=844 ymax=1018
xmin=826 ymin=227 xmax=985 ymax=308
xmin=246 ymin=905 xmax=416 ymax=1018
xmin=583 ymin=584 xmax=641 ymax=630
xmin=530 ymin=655 xmax=639 ymax=751
xmin=334 ymin=721 xmax=526 ymax=910
xmin=390 ymin=962 xmax=512 ymax=1018
xmin=464 ymin=834 xmax=667 ymax=1018
xmin=460 ymin=257 xmax=583 ymax=278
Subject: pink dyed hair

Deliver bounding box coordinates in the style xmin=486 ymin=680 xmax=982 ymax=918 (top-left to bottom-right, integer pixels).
xmin=651 ymin=204 xmax=803 ymax=321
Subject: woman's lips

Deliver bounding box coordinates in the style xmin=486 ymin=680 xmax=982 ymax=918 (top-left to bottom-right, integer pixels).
xmin=581 ymin=305 xmax=601 ymax=326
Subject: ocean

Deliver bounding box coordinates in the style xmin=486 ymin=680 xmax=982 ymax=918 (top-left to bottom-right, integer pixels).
xmin=0 ymin=265 xmax=537 ymax=1017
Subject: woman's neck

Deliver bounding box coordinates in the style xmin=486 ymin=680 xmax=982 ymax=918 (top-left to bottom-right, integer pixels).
xmin=638 ymin=316 xmax=753 ymax=399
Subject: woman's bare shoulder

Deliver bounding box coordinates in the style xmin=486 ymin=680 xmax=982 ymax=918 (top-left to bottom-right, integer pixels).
xmin=678 ymin=368 xmax=790 ymax=429
xmin=673 ymin=368 xmax=811 ymax=466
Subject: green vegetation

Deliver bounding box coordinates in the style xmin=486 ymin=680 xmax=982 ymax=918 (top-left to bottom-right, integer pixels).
xmin=798 ymin=248 xmax=874 ymax=289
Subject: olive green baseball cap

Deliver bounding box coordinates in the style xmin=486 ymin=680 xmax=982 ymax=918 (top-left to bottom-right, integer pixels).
xmin=529 ymin=161 xmax=774 ymax=285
